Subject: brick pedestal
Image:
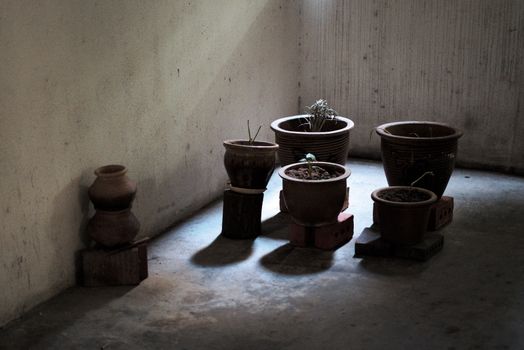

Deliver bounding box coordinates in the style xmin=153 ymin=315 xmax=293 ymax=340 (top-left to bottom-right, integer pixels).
xmin=289 ymin=213 xmax=354 ymax=250
xmin=81 ymin=238 xmax=149 ymax=287
xmin=354 ymin=227 xmax=443 ymax=261
xmin=428 ymin=196 xmax=454 ymax=231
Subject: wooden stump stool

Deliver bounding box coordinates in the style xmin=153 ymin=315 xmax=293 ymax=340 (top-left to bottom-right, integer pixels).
xmin=81 ymin=238 xmax=149 ymax=287
xmin=221 ymin=190 xmax=264 ymax=239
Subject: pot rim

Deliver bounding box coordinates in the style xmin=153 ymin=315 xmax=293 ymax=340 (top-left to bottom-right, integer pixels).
xmin=375 ymin=121 xmax=463 ymax=141
xmin=371 ymin=186 xmax=438 ymax=207
xmin=279 ymin=161 xmax=351 ymax=183
xmin=94 ymin=164 xmax=127 ymax=177
xmin=223 ymin=139 xmax=279 ymax=151
xmin=271 ymin=115 xmax=354 ymax=137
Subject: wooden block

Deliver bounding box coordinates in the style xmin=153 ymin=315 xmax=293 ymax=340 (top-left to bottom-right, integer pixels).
xmin=314 ymin=213 xmax=354 ymax=250
xmin=81 ymin=238 xmax=148 ymax=287
xmin=354 ymin=227 xmax=443 ymax=261
xmin=288 ymin=213 xmax=354 ymax=250
xmin=428 ymin=196 xmax=454 ymax=231
xmin=221 ymin=190 xmax=263 ymax=239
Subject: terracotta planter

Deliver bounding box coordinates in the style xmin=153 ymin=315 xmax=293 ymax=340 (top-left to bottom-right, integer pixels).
xmin=86 ymin=208 xmax=140 ymax=247
xmin=376 ymin=121 xmax=463 ymax=198
xmin=223 ymin=140 xmax=279 ymax=193
xmin=372 ymin=186 xmax=438 ymax=245
xmin=279 ymin=162 xmax=351 ymax=227
xmin=88 ymin=164 xmax=137 ymax=210
xmin=271 ymin=115 xmax=354 ymax=166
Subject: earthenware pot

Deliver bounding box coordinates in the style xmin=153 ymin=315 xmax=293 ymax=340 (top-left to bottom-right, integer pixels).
xmin=372 ymin=186 xmax=438 ymax=245
xmin=271 ymin=115 xmax=354 ymax=166
xmin=375 ymin=121 xmax=463 ymax=198
xmin=279 ymin=161 xmax=351 ymax=227
xmin=223 ymin=140 xmax=279 ymax=193
xmin=88 ymin=165 xmax=137 ymax=210
xmin=86 ymin=208 xmax=140 ymax=247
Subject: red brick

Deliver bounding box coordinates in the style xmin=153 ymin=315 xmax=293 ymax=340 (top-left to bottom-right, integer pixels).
xmin=314 ymin=213 xmax=354 ymax=250
xmin=428 ymin=196 xmax=454 ymax=231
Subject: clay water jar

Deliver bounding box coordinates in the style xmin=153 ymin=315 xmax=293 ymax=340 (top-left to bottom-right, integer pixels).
xmin=88 ymin=165 xmax=137 ymax=210
xmin=279 ymin=161 xmax=350 ymax=227
xmin=376 ymin=121 xmax=462 ymax=198
xmin=372 ymin=186 xmax=438 ymax=245
xmin=86 ymin=208 xmax=140 ymax=247
xmin=271 ymin=115 xmax=354 ymax=166
xmin=223 ymin=140 xmax=279 ymax=193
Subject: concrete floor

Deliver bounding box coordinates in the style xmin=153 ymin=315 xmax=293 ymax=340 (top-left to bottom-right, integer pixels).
xmin=1 ymin=159 xmax=523 ymax=350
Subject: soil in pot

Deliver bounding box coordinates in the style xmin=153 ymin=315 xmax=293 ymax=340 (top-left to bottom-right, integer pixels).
xmin=285 ymin=165 xmax=343 ymax=180
xmin=378 ymin=187 xmax=432 ymax=202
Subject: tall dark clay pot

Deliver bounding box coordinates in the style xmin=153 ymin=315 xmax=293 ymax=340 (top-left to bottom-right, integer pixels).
xmin=375 ymin=121 xmax=463 ymax=198
xmin=88 ymin=165 xmax=137 ymax=210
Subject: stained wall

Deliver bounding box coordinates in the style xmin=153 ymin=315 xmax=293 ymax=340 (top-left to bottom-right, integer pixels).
xmin=299 ymin=0 xmax=524 ymax=173
xmin=0 ymin=0 xmax=299 ymax=326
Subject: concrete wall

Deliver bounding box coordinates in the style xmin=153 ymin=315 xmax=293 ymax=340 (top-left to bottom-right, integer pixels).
xmin=0 ymin=0 xmax=299 ymax=326
xmin=300 ymin=0 xmax=524 ymax=173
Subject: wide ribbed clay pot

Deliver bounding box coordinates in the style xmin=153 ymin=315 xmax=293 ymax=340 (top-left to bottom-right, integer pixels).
xmin=87 ymin=208 xmax=140 ymax=247
xmin=223 ymin=140 xmax=279 ymax=193
xmin=372 ymin=186 xmax=437 ymax=245
xmin=88 ymin=165 xmax=137 ymax=210
xmin=376 ymin=121 xmax=463 ymax=198
xmin=271 ymin=115 xmax=354 ymax=166
xmin=279 ymin=161 xmax=351 ymax=227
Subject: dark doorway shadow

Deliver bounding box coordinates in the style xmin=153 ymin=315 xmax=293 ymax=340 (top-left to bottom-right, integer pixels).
xmin=191 ymin=234 xmax=254 ymax=267
xmin=260 ymin=212 xmax=290 ymax=240
xmin=260 ymin=243 xmax=334 ymax=275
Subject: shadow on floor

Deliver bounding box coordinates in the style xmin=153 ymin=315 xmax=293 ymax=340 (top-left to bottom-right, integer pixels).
xmin=260 ymin=212 xmax=290 ymax=240
xmin=259 ymin=243 xmax=334 ymax=275
xmin=0 ymin=286 xmax=135 ymax=349
xmin=356 ymin=256 xmax=431 ymax=276
xmin=190 ymin=234 xmax=254 ymax=267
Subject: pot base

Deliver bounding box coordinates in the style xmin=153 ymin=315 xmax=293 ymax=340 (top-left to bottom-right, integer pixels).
xmin=354 ymin=227 xmax=443 ymax=261
xmin=373 ymin=196 xmax=454 ymax=231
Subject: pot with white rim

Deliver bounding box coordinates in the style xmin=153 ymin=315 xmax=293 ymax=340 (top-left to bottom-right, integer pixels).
xmin=271 ymin=115 xmax=354 ymax=166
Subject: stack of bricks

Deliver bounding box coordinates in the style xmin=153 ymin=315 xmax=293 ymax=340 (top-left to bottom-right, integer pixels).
xmin=289 ymin=212 xmax=354 ymax=250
